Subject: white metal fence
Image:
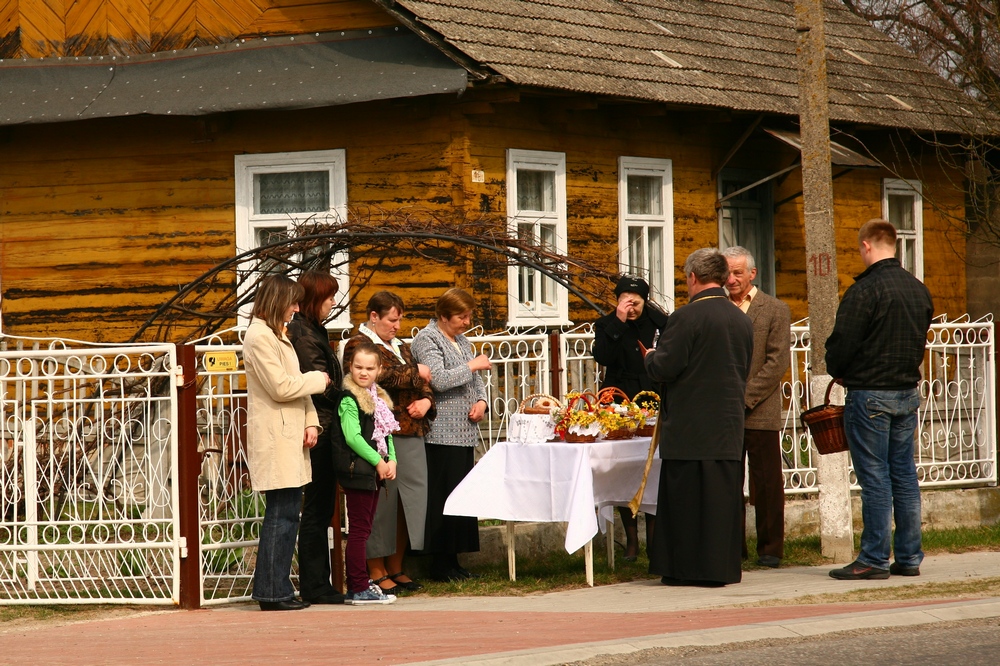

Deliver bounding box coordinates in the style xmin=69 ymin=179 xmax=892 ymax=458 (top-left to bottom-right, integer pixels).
xmin=1 ymin=315 xmax=993 ymax=605
xmin=0 ymin=337 xmax=180 ymax=604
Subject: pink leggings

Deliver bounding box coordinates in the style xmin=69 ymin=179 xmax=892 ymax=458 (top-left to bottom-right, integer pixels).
xmin=343 ymin=487 xmax=380 ymax=593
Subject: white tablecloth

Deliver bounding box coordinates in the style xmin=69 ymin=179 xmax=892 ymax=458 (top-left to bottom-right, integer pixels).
xmin=443 ymin=438 xmax=660 ymax=553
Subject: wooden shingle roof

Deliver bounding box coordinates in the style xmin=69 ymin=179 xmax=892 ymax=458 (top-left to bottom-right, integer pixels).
xmin=381 ymin=0 xmax=996 ymax=133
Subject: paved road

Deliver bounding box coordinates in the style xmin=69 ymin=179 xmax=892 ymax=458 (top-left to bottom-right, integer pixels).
xmin=570 ymin=617 xmax=1000 ymax=666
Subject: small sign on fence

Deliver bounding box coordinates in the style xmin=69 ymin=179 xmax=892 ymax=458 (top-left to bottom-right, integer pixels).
xmin=203 ymin=351 xmax=239 ymax=373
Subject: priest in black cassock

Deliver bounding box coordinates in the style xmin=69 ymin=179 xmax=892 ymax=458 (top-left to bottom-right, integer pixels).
xmin=644 ymin=248 xmax=753 ymax=587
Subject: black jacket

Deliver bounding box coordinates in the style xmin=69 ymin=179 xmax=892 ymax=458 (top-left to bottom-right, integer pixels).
xmin=286 ymin=314 xmax=344 ymax=436
xmin=593 ymin=305 xmax=669 ymax=399
xmin=826 ymin=258 xmax=933 ymax=390
xmin=333 ymin=392 xmax=381 ymax=491
xmin=644 ymin=287 xmax=753 ymax=461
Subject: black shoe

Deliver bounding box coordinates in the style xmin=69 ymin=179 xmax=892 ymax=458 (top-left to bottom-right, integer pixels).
xmin=889 ymin=562 xmax=921 ymax=576
xmin=389 ymin=573 xmax=424 ymax=592
xmin=829 ymin=560 xmax=890 ymax=580
xmin=303 ymin=593 xmax=346 ymax=605
xmin=258 ymin=598 xmax=309 ymax=611
xmin=430 ymin=568 xmax=465 ymax=582
xmin=756 ymin=555 xmax=781 ymax=568
xmin=371 ymin=575 xmax=400 ymax=595
xmin=455 ymin=567 xmax=480 ymax=579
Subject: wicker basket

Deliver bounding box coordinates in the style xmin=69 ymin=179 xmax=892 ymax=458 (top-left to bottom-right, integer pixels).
xmin=632 ymin=390 xmax=659 ymax=437
xmin=801 ymin=379 xmax=849 ymax=455
xmin=602 ymin=427 xmax=634 ymax=440
xmin=518 ymin=393 xmax=562 ymax=415
xmin=555 ymin=391 xmax=600 ymax=442
xmin=563 ymin=431 xmax=598 ymax=443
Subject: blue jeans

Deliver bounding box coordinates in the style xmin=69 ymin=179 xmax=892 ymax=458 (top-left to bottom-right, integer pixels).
xmin=252 ymin=487 xmax=303 ymax=602
xmin=844 ymin=389 xmax=924 ymax=570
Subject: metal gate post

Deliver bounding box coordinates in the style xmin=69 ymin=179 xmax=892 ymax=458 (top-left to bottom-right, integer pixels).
xmin=176 ymin=344 xmax=202 ymax=609
xmin=549 ymin=331 xmax=562 ymax=400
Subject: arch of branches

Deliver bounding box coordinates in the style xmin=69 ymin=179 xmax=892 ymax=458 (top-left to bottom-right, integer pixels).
xmin=131 ymin=207 xmax=621 ymax=343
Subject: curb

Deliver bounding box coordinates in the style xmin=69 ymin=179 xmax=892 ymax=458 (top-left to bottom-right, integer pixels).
xmin=407 ymin=598 xmax=1000 ymax=666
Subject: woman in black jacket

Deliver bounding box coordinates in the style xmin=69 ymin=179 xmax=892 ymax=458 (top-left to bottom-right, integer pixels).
xmin=286 ymin=270 xmax=345 ymax=604
xmin=592 ymin=275 xmax=668 ymax=561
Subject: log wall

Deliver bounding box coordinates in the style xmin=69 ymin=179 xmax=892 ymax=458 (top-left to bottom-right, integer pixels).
xmin=0 ymin=93 xmax=968 ymax=341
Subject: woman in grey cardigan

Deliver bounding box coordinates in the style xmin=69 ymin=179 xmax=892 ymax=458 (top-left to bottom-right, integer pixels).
xmin=410 ymin=288 xmax=492 ymax=582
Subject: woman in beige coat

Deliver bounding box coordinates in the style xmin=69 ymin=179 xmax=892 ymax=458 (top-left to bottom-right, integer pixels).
xmin=244 ymin=275 xmax=329 ymax=611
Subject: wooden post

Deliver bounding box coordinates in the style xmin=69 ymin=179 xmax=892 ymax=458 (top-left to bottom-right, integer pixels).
xmin=176 ymin=343 xmax=202 ymax=609
xmin=794 ymin=0 xmax=854 ymax=562
xmin=548 ymin=331 xmax=562 ymax=399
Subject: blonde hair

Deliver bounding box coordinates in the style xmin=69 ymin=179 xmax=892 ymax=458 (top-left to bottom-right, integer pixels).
xmin=252 ymin=274 xmax=304 ymax=336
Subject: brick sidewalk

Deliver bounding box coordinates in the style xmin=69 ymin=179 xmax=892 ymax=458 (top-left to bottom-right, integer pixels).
xmin=0 ymin=600 xmax=955 ymax=666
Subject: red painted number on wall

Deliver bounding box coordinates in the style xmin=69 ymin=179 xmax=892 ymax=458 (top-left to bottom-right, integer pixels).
xmin=809 ymin=253 xmax=831 ymax=276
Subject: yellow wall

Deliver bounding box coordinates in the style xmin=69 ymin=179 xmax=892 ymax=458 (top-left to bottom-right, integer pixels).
xmin=0 ymin=94 xmax=969 ymax=341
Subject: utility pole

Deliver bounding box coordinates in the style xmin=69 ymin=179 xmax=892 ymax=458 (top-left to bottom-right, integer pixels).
xmin=794 ymin=0 xmax=854 ymax=562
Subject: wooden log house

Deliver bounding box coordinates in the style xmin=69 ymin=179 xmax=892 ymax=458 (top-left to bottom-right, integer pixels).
xmin=0 ymin=0 xmax=994 ymax=341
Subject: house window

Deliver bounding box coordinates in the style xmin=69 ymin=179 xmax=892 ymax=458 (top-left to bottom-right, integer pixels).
xmin=883 ymin=178 xmax=923 ymax=279
xmin=619 ymin=157 xmax=674 ymax=308
xmin=235 ymin=149 xmax=349 ymax=327
xmin=506 ymin=149 xmax=568 ymax=326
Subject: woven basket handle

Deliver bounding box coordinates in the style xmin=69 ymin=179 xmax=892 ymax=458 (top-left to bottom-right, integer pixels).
xmin=567 ymin=391 xmax=598 ymax=411
xmin=597 ymin=387 xmax=630 ymax=405
xmin=518 ymin=393 xmax=562 ymax=413
xmin=823 ymin=378 xmax=842 ymax=406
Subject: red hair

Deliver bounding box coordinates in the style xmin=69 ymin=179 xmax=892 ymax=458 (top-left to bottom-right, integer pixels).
xmin=297 ymin=271 xmax=339 ymax=323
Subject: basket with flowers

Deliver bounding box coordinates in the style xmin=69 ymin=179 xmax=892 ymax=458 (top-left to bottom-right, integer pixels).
xmin=632 ymin=390 xmax=660 ymax=437
xmin=595 ymin=387 xmax=645 ymax=439
xmin=551 ymin=391 xmax=601 ymax=442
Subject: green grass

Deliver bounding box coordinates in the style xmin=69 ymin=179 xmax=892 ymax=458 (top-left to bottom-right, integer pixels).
xmin=415 ymin=523 xmax=1000 ymax=596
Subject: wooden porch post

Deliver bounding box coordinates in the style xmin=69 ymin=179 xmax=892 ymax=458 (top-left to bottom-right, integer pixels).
xmin=794 ymin=0 xmax=854 ymax=562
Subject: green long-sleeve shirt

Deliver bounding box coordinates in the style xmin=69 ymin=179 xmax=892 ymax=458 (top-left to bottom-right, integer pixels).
xmin=338 ymin=397 xmax=396 ymax=466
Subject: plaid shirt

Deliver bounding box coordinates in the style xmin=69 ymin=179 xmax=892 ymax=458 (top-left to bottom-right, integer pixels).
xmin=825 ymin=258 xmax=933 ymax=390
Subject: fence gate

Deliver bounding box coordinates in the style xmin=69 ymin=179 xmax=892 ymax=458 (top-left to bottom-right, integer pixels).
xmin=0 ymin=340 xmax=181 ymax=604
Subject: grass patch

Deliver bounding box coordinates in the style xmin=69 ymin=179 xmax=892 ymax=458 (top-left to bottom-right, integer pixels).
xmin=416 ymin=525 xmax=1000 ymax=597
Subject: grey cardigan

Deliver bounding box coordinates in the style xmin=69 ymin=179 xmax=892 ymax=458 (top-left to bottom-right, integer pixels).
xmin=410 ymin=319 xmax=488 ymax=447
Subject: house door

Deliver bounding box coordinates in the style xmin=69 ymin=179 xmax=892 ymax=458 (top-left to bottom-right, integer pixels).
xmin=718 ymin=170 xmax=775 ymax=296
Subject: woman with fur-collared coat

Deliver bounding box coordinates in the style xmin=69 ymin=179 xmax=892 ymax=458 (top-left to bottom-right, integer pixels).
xmin=244 ymin=275 xmax=329 ymax=611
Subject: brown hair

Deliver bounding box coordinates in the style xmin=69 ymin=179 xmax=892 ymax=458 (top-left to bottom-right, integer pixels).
xmin=251 ymin=274 xmax=304 ymax=336
xmin=298 ymin=271 xmax=339 ymax=324
xmin=435 ymin=288 xmax=476 ymax=320
xmin=859 ymin=218 xmax=897 ymax=248
xmin=345 ymin=339 xmax=382 ymax=368
xmin=366 ymin=291 xmax=405 ymax=318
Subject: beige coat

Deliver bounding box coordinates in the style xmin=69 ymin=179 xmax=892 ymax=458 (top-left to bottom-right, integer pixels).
xmin=243 ymin=317 xmax=327 ymax=491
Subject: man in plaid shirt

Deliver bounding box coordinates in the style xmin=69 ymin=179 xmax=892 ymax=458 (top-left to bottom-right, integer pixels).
xmin=825 ymin=219 xmax=933 ymax=580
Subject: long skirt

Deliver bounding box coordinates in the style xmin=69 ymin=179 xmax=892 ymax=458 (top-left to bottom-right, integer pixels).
xmin=421 ymin=443 xmax=480 ymax=554
xmin=649 ymin=459 xmax=743 ymax=585
xmin=366 ymin=435 xmax=429 ymax=558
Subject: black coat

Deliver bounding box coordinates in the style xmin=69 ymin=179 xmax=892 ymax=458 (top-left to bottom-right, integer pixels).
xmin=286 ymin=314 xmax=344 ymax=437
xmin=593 ymin=305 xmax=669 ymax=399
xmin=644 ymin=287 xmax=753 ymax=461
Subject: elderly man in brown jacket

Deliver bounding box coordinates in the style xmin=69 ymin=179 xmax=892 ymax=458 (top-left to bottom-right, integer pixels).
xmin=723 ymin=247 xmax=791 ymax=568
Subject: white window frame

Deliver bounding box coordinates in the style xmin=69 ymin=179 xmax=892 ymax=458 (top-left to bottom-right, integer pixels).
xmin=882 ymin=178 xmax=923 ymax=280
xmin=618 ymin=157 xmax=675 ymax=309
xmin=506 ymin=149 xmax=569 ymax=327
xmin=234 ymin=149 xmax=350 ymax=328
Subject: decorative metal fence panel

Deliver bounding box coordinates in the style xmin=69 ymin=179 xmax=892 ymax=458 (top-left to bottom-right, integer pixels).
xmin=468 ymin=329 xmax=551 ymax=450
xmin=0 ymin=338 xmax=180 ymax=604
xmin=193 ymin=329 xmax=270 ymax=605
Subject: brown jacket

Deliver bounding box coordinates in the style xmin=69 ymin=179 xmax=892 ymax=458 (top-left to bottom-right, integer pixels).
xmin=342 ymin=330 xmax=437 ymax=437
xmin=743 ymin=291 xmax=792 ymax=431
